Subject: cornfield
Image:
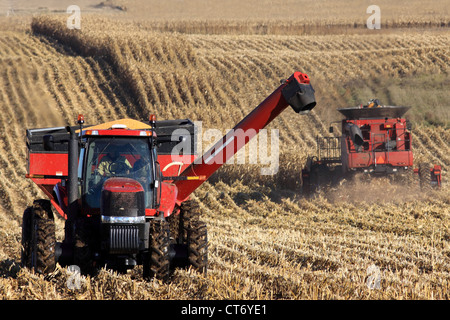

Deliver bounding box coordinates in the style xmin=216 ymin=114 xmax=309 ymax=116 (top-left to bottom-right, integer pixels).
xmin=0 ymin=0 xmax=449 ymax=300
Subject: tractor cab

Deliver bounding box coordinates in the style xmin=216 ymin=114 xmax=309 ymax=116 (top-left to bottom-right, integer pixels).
xmin=78 ymin=120 xmax=161 ymax=217
xmin=79 ymin=130 xmax=157 ymax=215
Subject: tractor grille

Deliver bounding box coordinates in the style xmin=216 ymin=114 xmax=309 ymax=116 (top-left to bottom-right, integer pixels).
xmin=108 ymin=225 xmax=140 ymax=254
xmin=101 ymin=187 xmax=145 ymax=217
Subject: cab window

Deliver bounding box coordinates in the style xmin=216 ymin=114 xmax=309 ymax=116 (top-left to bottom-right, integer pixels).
xmin=82 ymin=137 xmax=154 ymax=209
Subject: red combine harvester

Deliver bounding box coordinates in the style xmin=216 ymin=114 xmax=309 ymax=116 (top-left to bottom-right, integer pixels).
xmin=302 ymin=99 xmax=442 ymax=194
xmin=22 ymin=72 xmax=316 ymax=280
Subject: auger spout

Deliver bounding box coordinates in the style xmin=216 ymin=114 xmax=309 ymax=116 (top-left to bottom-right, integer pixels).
xmin=174 ymin=71 xmax=316 ymax=203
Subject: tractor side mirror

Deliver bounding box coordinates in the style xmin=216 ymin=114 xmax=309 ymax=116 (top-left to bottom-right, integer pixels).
xmin=43 ymin=135 xmax=54 ymax=151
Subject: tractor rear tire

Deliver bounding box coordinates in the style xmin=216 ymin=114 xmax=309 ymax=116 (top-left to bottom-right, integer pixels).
xmin=144 ymin=219 xmax=171 ymax=281
xmin=174 ymin=200 xmax=208 ymax=274
xmin=419 ymin=163 xmax=432 ymax=191
xmin=21 ymin=200 xmax=56 ymax=274
xmin=186 ymin=219 xmax=208 ymax=274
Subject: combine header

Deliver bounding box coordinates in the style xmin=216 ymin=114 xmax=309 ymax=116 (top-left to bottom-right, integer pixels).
xmin=302 ymin=99 xmax=442 ymax=194
xmin=22 ymin=72 xmax=316 ymax=280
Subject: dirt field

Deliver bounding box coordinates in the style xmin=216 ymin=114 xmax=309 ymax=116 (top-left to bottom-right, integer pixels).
xmin=0 ymin=1 xmax=449 ymax=300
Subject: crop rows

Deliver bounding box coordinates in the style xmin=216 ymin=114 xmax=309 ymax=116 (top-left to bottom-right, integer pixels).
xmin=0 ymin=15 xmax=448 ymax=299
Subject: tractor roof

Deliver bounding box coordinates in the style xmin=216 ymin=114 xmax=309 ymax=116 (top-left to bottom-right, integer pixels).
xmin=83 ymin=118 xmax=152 ymax=130
xmin=81 ymin=118 xmax=154 ymax=137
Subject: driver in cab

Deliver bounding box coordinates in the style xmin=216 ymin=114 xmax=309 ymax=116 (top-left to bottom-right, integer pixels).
xmin=97 ymin=146 xmax=132 ymax=176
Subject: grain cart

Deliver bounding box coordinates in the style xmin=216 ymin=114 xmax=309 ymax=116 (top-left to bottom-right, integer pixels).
xmin=301 ymin=100 xmax=442 ymax=194
xmin=22 ymin=71 xmax=316 ymax=280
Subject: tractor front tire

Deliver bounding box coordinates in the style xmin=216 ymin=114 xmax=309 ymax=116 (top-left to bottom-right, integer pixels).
xmin=73 ymin=216 xmax=97 ymax=275
xmin=21 ymin=200 xmax=56 ymax=274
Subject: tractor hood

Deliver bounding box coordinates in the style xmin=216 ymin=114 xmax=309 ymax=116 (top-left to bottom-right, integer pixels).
xmin=101 ymin=177 xmax=146 ymax=218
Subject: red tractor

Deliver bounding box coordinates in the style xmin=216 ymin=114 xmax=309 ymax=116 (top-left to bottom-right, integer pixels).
xmin=302 ymin=99 xmax=442 ymax=194
xmin=22 ymin=71 xmax=316 ymax=280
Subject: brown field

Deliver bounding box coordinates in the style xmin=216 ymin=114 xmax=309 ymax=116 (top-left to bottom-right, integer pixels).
xmin=0 ymin=0 xmax=449 ymax=300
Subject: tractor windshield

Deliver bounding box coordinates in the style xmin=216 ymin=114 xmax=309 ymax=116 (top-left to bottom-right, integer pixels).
xmin=82 ymin=137 xmax=154 ymax=209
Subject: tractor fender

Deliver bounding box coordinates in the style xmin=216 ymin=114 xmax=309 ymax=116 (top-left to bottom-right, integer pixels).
xmin=159 ymin=182 xmax=178 ymax=218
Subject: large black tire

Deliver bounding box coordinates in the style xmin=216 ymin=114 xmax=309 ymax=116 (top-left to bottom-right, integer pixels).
xmin=143 ymin=219 xmax=171 ymax=281
xmin=186 ymin=219 xmax=208 ymax=274
xmin=301 ymin=169 xmax=311 ymax=196
xmin=301 ymin=157 xmax=314 ymax=196
xmin=419 ymin=162 xmax=432 ymax=191
xmin=173 ymin=200 xmax=208 ymax=274
xmin=21 ymin=207 xmax=33 ymax=268
xmin=73 ymin=216 xmax=97 ymax=275
xmin=21 ymin=200 xmax=56 ymax=274
xmin=309 ymin=163 xmax=331 ymax=193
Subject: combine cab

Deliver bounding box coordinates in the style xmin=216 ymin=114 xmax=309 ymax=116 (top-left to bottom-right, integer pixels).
xmin=302 ymin=100 xmax=442 ymax=194
xmin=22 ymin=71 xmax=317 ymax=280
